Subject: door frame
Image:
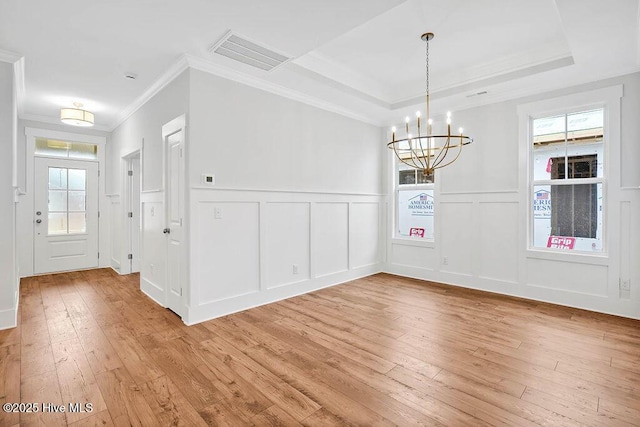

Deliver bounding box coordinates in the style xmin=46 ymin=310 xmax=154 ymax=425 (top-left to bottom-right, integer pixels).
xmin=162 ymin=115 xmax=187 ymax=318
xmin=22 ymin=127 xmax=107 ymax=277
xmin=121 ymin=150 xmax=141 ymax=275
xmin=33 ymin=156 xmax=100 ymax=274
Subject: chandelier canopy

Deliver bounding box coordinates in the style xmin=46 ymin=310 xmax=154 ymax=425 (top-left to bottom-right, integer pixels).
xmin=388 ymin=32 xmax=472 ymax=180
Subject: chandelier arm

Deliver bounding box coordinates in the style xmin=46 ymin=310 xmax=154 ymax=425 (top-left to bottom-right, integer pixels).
xmin=416 ymin=137 xmax=428 ymax=170
xmin=431 ymin=136 xmax=452 ymax=168
xmin=408 ymin=137 xmax=426 ymax=170
xmin=432 ymin=142 xmax=463 ymax=171
xmin=392 ymin=146 xmax=422 ymax=170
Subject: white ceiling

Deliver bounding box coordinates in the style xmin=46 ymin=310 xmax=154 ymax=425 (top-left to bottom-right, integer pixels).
xmin=1 ymin=0 xmax=638 ymax=130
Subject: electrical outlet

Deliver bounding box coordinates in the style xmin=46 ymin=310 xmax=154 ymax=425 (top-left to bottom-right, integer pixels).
xmin=293 ymin=264 xmax=299 ymax=275
xmin=442 ymin=256 xmax=448 ymax=265
xmin=214 ymin=207 xmax=222 ymax=219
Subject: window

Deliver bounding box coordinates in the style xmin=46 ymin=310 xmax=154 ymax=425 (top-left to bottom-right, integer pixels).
xmin=396 ymin=162 xmax=434 ymax=240
xmin=48 ymin=167 xmax=87 ymax=235
xmin=531 ymin=108 xmax=604 ymax=252
xmin=35 ymin=138 xmax=98 ymax=160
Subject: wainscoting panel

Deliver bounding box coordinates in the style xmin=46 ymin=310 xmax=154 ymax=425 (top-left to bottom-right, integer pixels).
xmin=350 ymin=202 xmax=380 ymax=269
xmin=197 ymin=201 xmax=261 ymax=303
xmin=478 ymin=201 xmax=519 ymax=284
xmin=526 ymin=258 xmax=608 ymax=297
xmin=314 ymin=202 xmax=349 ymax=278
xmin=140 ymin=198 xmax=166 ymax=304
xmin=440 ymin=201 xmax=474 ymax=276
xmin=391 ymin=243 xmax=436 ymax=270
xmin=265 ymin=202 xmax=311 ymax=289
xmin=188 ymin=189 xmax=383 ymax=324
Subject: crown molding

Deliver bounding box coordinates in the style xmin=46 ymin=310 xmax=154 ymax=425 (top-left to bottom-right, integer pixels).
xmin=109 ymin=56 xmax=190 ymax=131
xmin=293 ymin=51 xmax=392 ymax=103
xmin=391 ymin=53 xmax=575 ymax=109
xmin=21 ymin=113 xmax=111 ymax=132
xmin=0 ymin=49 xmax=21 ymax=64
xmin=382 ymin=65 xmax=640 ymax=127
xmin=184 ymin=54 xmax=383 ymax=126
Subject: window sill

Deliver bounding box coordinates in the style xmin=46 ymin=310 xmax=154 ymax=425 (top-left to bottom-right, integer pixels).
xmin=391 ymin=238 xmax=435 ymax=249
xmin=526 ymin=248 xmax=609 ymax=266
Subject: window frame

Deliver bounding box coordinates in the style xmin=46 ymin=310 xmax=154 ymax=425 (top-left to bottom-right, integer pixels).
xmin=517 ymin=85 xmax=622 ymax=261
xmin=392 ymin=156 xmax=436 ymax=243
xmin=530 ymin=107 xmax=605 ymax=253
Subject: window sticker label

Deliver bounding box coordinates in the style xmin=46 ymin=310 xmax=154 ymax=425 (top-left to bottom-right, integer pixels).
xmin=547 ymin=236 xmax=575 ymax=250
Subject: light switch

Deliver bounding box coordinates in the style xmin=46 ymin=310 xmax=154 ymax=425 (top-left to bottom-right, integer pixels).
xmin=214 ymin=207 xmax=222 ymax=219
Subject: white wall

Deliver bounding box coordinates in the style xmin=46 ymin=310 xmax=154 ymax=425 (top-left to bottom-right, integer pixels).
xmin=386 ymin=72 xmax=640 ymax=319
xmin=108 ymin=70 xmax=189 ymax=303
xmin=186 ymin=69 xmax=384 ymax=324
xmin=0 ymin=60 xmax=17 ymax=329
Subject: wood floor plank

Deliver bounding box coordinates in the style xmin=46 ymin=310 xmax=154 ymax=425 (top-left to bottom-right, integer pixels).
xmin=102 ymin=322 xmax=164 ymax=386
xmin=20 ymin=370 xmax=66 ymax=427
xmin=199 ymin=337 xmax=321 ymax=421
xmin=0 ymin=344 xmax=20 ymax=427
xmin=141 ymin=375 xmax=208 ymax=427
xmin=5 ymin=268 xmax=640 ymax=426
xmin=521 ymin=387 xmax=633 ymax=427
xmin=251 ymin=404 xmax=304 ymax=427
xmin=242 ymin=344 xmax=396 ymax=426
xmin=67 ymin=410 xmax=114 ymax=426
xmin=272 ymin=346 xmax=431 ymax=426
xmin=137 ymin=336 xmax=218 ymax=411
xmin=50 ymin=338 xmax=107 ymax=424
xmin=94 ymin=366 xmax=159 ymax=426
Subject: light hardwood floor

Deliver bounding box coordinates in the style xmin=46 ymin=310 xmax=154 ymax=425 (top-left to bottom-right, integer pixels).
xmin=1 ymin=269 xmax=639 ymax=426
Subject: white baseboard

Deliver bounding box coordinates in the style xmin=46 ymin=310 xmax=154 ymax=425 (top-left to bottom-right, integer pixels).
xmin=185 ymin=263 xmax=383 ymax=325
xmin=141 ymin=276 xmax=165 ymax=307
xmin=0 ymin=307 xmax=17 ymax=330
xmin=384 ymin=264 xmax=640 ymax=321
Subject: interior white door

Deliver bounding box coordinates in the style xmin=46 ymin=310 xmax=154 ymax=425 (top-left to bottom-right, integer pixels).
xmin=165 ymin=129 xmax=184 ymax=315
xmin=34 ymin=157 xmax=99 ymax=274
xmin=128 ymin=156 xmax=141 ymax=273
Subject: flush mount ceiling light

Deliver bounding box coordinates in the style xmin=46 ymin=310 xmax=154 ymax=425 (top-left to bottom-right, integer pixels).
xmin=388 ymin=32 xmax=473 ymax=180
xmin=60 ymin=102 xmax=94 ymax=127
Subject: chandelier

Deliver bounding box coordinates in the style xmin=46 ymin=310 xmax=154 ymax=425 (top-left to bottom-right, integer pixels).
xmin=388 ymin=32 xmax=472 ymax=180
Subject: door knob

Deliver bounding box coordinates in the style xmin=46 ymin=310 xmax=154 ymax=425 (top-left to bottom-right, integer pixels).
xmin=163 ymin=228 xmax=171 ymax=234
xmin=36 ymin=219 xmax=42 ymax=224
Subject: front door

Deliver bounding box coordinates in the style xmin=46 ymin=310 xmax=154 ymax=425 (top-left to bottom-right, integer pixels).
xmin=34 ymin=157 xmax=99 ymax=274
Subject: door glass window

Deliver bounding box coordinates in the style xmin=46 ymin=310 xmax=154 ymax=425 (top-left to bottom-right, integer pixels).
xmin=36 ymin=138 xmax=98 ymax=160
xmin=48 ymin=167 xmax=87 ymax=234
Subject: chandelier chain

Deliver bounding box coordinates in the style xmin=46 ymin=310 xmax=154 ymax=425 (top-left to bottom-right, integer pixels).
xmin=425 ymin=37 xmax=429 ymax=104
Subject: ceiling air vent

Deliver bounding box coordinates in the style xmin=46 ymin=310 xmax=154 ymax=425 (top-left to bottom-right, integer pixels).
xmin=210 ymin=32 xmax=290 ymax=71
xmin=466 ymin=90 xmax=488 ymax=98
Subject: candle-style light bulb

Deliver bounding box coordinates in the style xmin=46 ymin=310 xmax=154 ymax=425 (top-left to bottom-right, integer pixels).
xmin=405 ymin=116 xmax=410 ymax=123
xmin=446 ymin=117 xmax=451 ymax=125
xmin=415 ymin=111 xmax=421 ymax=117
xmin=459 ymin=127 xmax=464 ymax=135
xmin=427 ymin=118 xmax=433 ymax=125
xmin=446 ymin=111 xmax=451 ymax=118
xmin=392 ymin=126 xmax=396 ymax=142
